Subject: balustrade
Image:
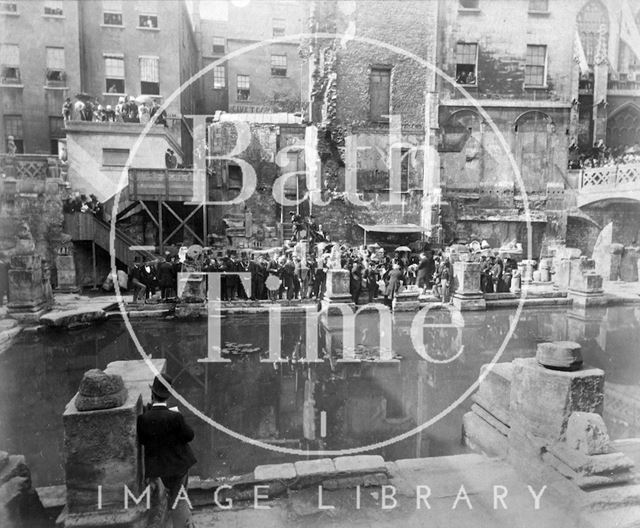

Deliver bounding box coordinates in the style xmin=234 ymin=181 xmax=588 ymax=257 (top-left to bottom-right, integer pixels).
xmin=579 ymin=163 xmax=640 ymax=192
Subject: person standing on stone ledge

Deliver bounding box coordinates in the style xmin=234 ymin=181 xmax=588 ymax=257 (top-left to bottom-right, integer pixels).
xmin=137 ymin=375 xmax=197 ymax=528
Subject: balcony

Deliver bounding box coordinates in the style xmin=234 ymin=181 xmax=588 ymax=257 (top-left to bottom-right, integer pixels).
xmin=0 ymin=153 xmax=67 ymax=181
xmin=576 ymin=163 xmax=640 ymax=207
xmin=128 ymin=168 xmax=195 ymax=201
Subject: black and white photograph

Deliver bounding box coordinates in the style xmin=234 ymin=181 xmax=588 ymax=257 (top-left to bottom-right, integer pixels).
xmin=1 ymin=0 xmax=640 ymax=526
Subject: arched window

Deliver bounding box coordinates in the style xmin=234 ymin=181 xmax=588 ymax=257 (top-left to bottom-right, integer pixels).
xmin=515 ymin=111 xmax=552 ymax=184
xmin=577 ymin=0 xmax=609 ymax=66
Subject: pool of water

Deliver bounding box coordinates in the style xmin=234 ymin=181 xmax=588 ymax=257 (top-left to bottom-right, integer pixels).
xmin=1 ymin=304 xmax=639 ymax=488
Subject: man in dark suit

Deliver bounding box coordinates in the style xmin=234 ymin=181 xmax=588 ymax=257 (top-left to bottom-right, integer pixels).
xmin=137 ymin=375 xmax=196 ymax=527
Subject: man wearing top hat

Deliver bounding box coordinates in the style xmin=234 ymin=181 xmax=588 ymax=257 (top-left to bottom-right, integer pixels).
xmin=137 ymin=375 xmax=197 ymax=527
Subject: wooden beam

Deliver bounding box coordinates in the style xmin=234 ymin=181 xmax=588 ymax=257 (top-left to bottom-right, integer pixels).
xmin=159 ymin=200 xmax=164 ymax=254
xmin=139 ymin=200 xmax=160 ymax=227
xmin=162 ymin=202 xmax=204 ymax=245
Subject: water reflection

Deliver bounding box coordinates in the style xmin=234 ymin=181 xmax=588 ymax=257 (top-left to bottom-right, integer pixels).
xmin=0 ymin=305 xmax=639 ymax=487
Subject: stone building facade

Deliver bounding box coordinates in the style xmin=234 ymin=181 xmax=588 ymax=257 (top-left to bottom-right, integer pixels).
xmin=0 ymin=0 xmax=82 ymax=155
xmin=306 ymin=0 xmax=440 ymax=244
xmin=197 ymin=0 xmax=307 ymax=115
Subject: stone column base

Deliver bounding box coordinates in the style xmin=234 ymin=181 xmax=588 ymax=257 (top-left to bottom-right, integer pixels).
xmin=568 ymin=290 xmax=607 ymax=308
xmin=7 ymin=304 xmax=51 ymax=323
xmin=452 ymin=293 xmax=486 ymax=311
xmin=320 ymin=299 xmax=356 ymax=315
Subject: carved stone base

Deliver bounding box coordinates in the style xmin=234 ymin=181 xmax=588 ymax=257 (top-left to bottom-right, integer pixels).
xmin=452 ymin=293 xmax=486 ymax=311
xmin=568 ymin=290 xmax=607 ymax=308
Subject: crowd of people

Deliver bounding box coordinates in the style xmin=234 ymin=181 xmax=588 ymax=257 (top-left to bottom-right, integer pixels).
xmin=123 ymin=238 xmax=520 ymax=308
xmin=62 ymin=95 xmax=167 ymax=126
xmin=62 ymin=192 xmax=104 ymax=217
xmin=568 ymin=140 xmax=640 ymax=169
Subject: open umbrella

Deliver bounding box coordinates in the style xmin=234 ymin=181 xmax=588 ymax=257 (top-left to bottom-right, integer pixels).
xmin=395 ymin=246 xmax=411 ymax=252
xmin=135 ymin=94 xmax=154 ymax=105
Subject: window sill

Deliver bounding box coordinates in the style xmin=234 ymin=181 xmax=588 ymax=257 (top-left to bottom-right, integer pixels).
xmin=524 ymin=85 xmax=549 ymax=90
xmin=101 ymin=23 xmax=124 ymax=29
xmin=44 ymin=85 xmax=69 ymax=90
xmin=102 ymin=92 xmax=127 ymax=97
xmin=137 ymin=26 xmax=160 ymax=31
xmin=271 ymin=75 xmax=289 ymax=79
xmin=458 ymin=8 xmax=481 ymax=14
xmin=0 ymin=11 xmax=19 ymax=16
xmin=456 ymin=83 xmax=477 ymax=88
xmin=0 ymin=83 xmax=23 ymax=88
xmin=528 ymin=10 xmax=550 ymax=16
xmin=43 ymin=14 xmax=65 ymax=19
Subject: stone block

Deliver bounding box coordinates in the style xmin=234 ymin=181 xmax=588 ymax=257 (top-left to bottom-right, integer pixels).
xmin=566 ymin=412 xmax=610 ymax=455
xmin=0 ymin=456 xmax=28 ymax=486
xmin=452 ymin=293 xmax=486 ymax=311
xmin=473 ymin=362 xmax=512 ymax=425
xmin=536 ymin=341 xmax=583 ymax=371
xmin=40 ymin=308 xmax=106 ymax=328
xmin=254 ymin=463 xmax=296 ymax=481
xmin=508 ymin=358 xmax=604 ymax=444
xmin=62 ymin=387 xmax=143 ymax=513
xmin=324 ymin=269 xmax=351 ymax=302
xmin=294 ymin=458 xmax=335 ymax=477
xmin=548 ymin=444 xmax=633 ymax=476
xmin=453 ymin=261 xmax=482 ymax=294
xmin=470 ymin=403 xmax=509 ymax=436
xmin=55 ymin=254 xmax=77 ymax=291
xmin=462 ymin=412 xmax=509 ymax=459
xmin=333 ymin=455 xmax=386 ymax=474
xmin=553 ymin=259 xmax=572 ymax=291
xmin=7 ymin=268 xmax=45 ymax=310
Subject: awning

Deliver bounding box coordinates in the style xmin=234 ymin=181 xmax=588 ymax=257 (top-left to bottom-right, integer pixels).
xmin=358 ymin=223 xmax=427 ymax=234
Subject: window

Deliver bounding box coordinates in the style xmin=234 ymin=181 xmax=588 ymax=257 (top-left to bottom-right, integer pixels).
xmin=456 ymin=43 xmax=477 ymax=85
xmin=4 ymin=115 xmax=23 ymax=153
xmin=0 ymin=2 xmax=18 ymax=14
xmin=103 ymin=11 xmax=122 ymax=25
xmin=46 ymin=47 xmax=65 ymax=83
xmin=139 ymin=56 xmax=159 ymax=95
xmin=213 ymin=65 xmax=225 ymax=89
xmin=528 ymin=0 xmax=548 ymax=12
xmin=272 ymin=17 xmax=285 ymax=36
xmin=459 ymin=0 xmax=479 ymax=8
xmin=0 ymin=44 xmax=20 ymax=83
xmin=43 ymin=1 xmax=63 ymax=16
xmin=103 ymin=1 xmax=122 ymax=25
xmin=525 ymin=44 xmax=547 ymax=86
xmin=369 ymin=67 xmax=390 ymax=122
xmin=138 ymin=14 xmax=157 ymax=28
xmin=228 ymin=163 xmax=243 ymax=190
xmin=237 ymin=74 xmax=250 ymax=101
xmin=103 ymin=148 xmax=130 ymax=166
xmin=104 ymin=54 xmax=125 ymax=93
xmin=212 ymin=37 xmax=225 ymax=54
xmin=49 ymin=116 xmax=64 ymax=154
xmin=271 ymin=54 xmax=287 ymax=76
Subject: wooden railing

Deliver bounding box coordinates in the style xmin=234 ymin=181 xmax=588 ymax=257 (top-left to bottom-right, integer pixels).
xmin=64 ymin=213 xmax=154 ymax=267
xmin=128 ymin=168 xmax=195 ymax=201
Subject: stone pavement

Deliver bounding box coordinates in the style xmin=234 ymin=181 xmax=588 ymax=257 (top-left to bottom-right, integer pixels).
xmin=602 ymin=279 xmax=640 ymax=301
xmin=191 ymin=454 xmax=580 ymax=528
